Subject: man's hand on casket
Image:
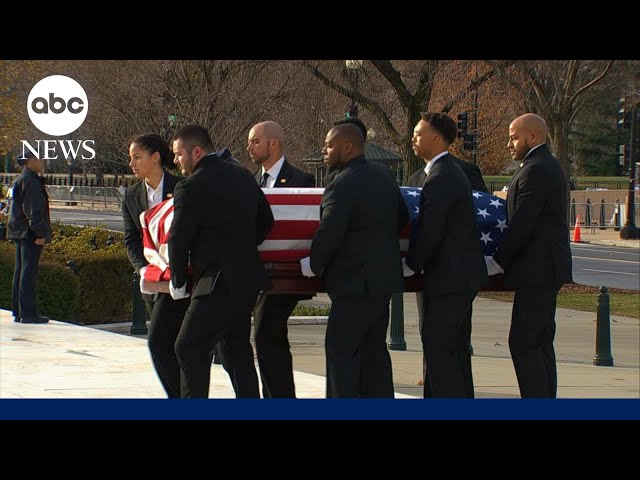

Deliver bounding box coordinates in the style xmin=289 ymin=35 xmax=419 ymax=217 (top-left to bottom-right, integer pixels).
xmin=169 ymin=280 xmax=190 ymax=300
xmin=485 ymin=256 xmax=504 ymax=276
xmin=138 ymin=266 xmax=157 ymax=297
xmin=401 ymin=258 xmax=416 ymax=277
xmin=300 ymin=256 xmax=316 ymax=277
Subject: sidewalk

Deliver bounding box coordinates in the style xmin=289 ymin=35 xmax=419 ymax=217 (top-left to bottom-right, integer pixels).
xmin=572 ymin=227 xmax=640 ymax=248
xmin=2 ymin=303 xmax=638 ymax=399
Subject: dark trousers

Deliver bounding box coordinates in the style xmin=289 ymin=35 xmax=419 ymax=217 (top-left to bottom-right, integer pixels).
xmin=174 ymin=279 xmax=258 ymax=398
xmin=325 ymin=294 xmax=394 ymax=398
xmin=253 ymin=293 xmax=299 ymax=398
xmin=509 ymin=287 xmax=559 ymax=398
xmin=421 ymin=290 xmax=476 ymax=398
xmin=12 ymin=239 xmax=43 ymax=319
xmin=417 ymin=290 xmax=475 ymax=398
xmin=147 ymin=293 xmax=190 ymax=398
xmin=216 ymin=310 xmax=260 ymax=398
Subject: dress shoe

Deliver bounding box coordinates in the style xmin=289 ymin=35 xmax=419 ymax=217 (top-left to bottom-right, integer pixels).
xmin=20 ymin=316 xmax=50 ymax=324
xmin=13 ymin=316 xmax=20 ymax=322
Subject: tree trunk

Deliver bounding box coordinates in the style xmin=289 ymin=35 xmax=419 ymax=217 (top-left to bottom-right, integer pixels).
xmin=403 ymin=104 xmax=423 ymax=181
xmin=551 ymin=120 xmax=570 ymax=176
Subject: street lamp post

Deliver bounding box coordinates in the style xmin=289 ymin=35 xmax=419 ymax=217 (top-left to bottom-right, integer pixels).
xmin=620 ymin=103 xmax=639 ymax=240
xmin=345 ymin=60 xmax=363 ymax=118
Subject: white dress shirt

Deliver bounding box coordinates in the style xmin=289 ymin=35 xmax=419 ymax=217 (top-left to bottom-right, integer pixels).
xmin=261 ymin=156 xmax=285 ymax=188
xmin=145 ymin=173 xmax=164 ymax=209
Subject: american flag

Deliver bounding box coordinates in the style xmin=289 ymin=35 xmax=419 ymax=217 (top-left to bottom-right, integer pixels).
xmin=140 ymin=187 xmax=507 ymax=283
xmin=400 ymin=187 xmax=507 ymax=256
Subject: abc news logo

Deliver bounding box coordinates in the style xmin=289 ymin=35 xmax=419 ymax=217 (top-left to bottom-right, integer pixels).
xmin=30 ymin=93 xmax=85 ymax=114
xmin=21 ymin=75 xmax=95 ymax=161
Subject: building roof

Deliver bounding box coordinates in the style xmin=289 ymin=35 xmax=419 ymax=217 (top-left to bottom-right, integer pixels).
xmin=303 ymin=142 xmax=402 ymax=164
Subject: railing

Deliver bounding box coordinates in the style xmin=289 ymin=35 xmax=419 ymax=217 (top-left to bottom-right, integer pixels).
xmin=569 ymin=200 xmax=639 ymax=232
xmin=0 ymin=173 xmax=139 ymax=188
xmin=485 ymin=180 xmax=629 ymax=193
xmin=45 ymin=185 xmax=124 ymax=209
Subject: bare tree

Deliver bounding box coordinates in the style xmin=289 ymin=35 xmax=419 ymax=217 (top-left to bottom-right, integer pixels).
xmin=489 ymin=60 xmax=614 ymax=174
xmin=303 ymin=60 xmax=507 ymax=178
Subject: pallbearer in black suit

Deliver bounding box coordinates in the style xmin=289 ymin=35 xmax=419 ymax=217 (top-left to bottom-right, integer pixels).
xmin=169 ymin=125 xmax=274 ymax=398
xmin=247 ymin=121 xmax=316 ymax=398
xmin=122 ymin=134 xmax=186 ymax=398
xmin=406 ymin=113 xmax=488 ymax=398
xmin=489 ymin=114 xmax=572 ymax=398
xmin=306 ymin=124 xmax=409 ymax=398
xmin=406 ymin=133 xmax=488 ymax=398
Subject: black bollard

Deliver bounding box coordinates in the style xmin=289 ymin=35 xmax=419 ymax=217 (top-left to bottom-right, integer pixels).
xmin=130 ymin=271 xmax=148 ymax=335
xmin=593 ymin=286 xmax=614 ymax=367
xmin=614 ymin=200 xmax=621 ymax=232
xmin=585 ymin=199 xmax=591 ymax=232
xmin=388 ymin=292 xmax=407 ymax=351
xmin=599 ymin=199 xmax=606 ymax=230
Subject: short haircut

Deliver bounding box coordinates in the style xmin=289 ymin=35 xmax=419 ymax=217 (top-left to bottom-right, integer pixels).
xmin=333 ymin=123 xmax=366 ymax=150
xmin=333 ymin=116 xmax=367 ymax=142
xmin=420 ymin=112 xmax=457 ymax=145
xmin=130 ymin=133 xmax=174 ymax=169
xmin=173 ymin=124 xmax=214 ymax=150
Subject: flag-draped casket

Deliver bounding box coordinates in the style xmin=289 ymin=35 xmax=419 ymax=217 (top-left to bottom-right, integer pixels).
xmin=140 ymin=187 xmax=508 ymax=293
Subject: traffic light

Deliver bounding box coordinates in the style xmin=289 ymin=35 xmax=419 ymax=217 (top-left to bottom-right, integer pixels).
xmin=617 ymin=98 xmax=631 ymax=129
xmin=619 ymin=144 xmax=630 ymax=167
xmin=457 ymin=112 xmax=468 ymax=139
xmin=463 ymin=133 xmax=476 ymax=151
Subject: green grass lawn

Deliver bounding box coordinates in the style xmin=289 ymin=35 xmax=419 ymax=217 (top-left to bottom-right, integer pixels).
xmin=485 ymin=176 xmax=628 ymax=183
xmin=479 ymin=284 xmax=639 ymax=318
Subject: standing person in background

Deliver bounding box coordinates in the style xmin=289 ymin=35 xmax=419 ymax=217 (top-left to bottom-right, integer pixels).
xmin=8 ymin=151 xmax=52 ymax=324
xmin=247 ymin=121 xmax=315 ymax=397
xmin=122 ymin=133 xmax=185 ymax=398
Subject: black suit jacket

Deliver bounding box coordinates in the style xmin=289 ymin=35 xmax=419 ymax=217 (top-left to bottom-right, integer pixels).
xmin=493 ymin=144 xmax=572 ymax=289
xmin=122 ymin=171 xmax=181 ymax=272
xmin=169 ymin=153 xmax=274 ymax=298
xmin=310 ymin=156 xmax=409 ymax=298
xmin=254 ymin=158 xmax=315 ymax=188
xmin=406 ymin=154 xmax=488 ymax=296
xmin=407 ymin=154 xmax=488 ymax=193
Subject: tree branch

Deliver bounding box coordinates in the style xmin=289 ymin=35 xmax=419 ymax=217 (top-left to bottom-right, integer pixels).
xmin=569 ymin=60 xmax=614 ymax=105
xmin=440 ymin=62 xmax=513 ymax=113
xmin=369 ymin=60 xmax=414 ymax=109
xmin=302 ymin=61 xmax=402 ymax=144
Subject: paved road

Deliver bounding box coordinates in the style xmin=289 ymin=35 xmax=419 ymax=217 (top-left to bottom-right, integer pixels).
xmin=50 ymin=208 xmax=640 ymax=290
xmin=50 ymin=207 xmax=124 ymax=232
xmin=571 ymin=243 xmax=639 ymax=290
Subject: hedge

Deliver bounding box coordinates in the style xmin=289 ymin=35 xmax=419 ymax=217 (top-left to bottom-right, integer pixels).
xmin=0 ymin=225 xmax=136 ymax=325
xmin=0 ymin=245 xmax=79 ymax=322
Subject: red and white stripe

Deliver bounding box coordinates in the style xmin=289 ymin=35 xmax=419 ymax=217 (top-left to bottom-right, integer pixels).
xmin=140 ymin=187 xmax=411 ymax=282
xmin=140 ymin=199 xmax=174 ymax=282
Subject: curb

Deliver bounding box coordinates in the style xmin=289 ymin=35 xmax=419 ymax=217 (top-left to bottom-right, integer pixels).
xmin=88 ymin=316 xmax=329 ymax=334
xmin=582 ymin=239 xmax=640 ymax=249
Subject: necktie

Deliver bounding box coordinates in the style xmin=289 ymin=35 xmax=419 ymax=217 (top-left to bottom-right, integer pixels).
xmin=261 ymin=172 xmax=269 ymax=187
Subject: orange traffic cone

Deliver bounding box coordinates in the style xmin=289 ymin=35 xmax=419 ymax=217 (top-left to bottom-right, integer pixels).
xmin=572 ymin=214 xmax=582 ymax=243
